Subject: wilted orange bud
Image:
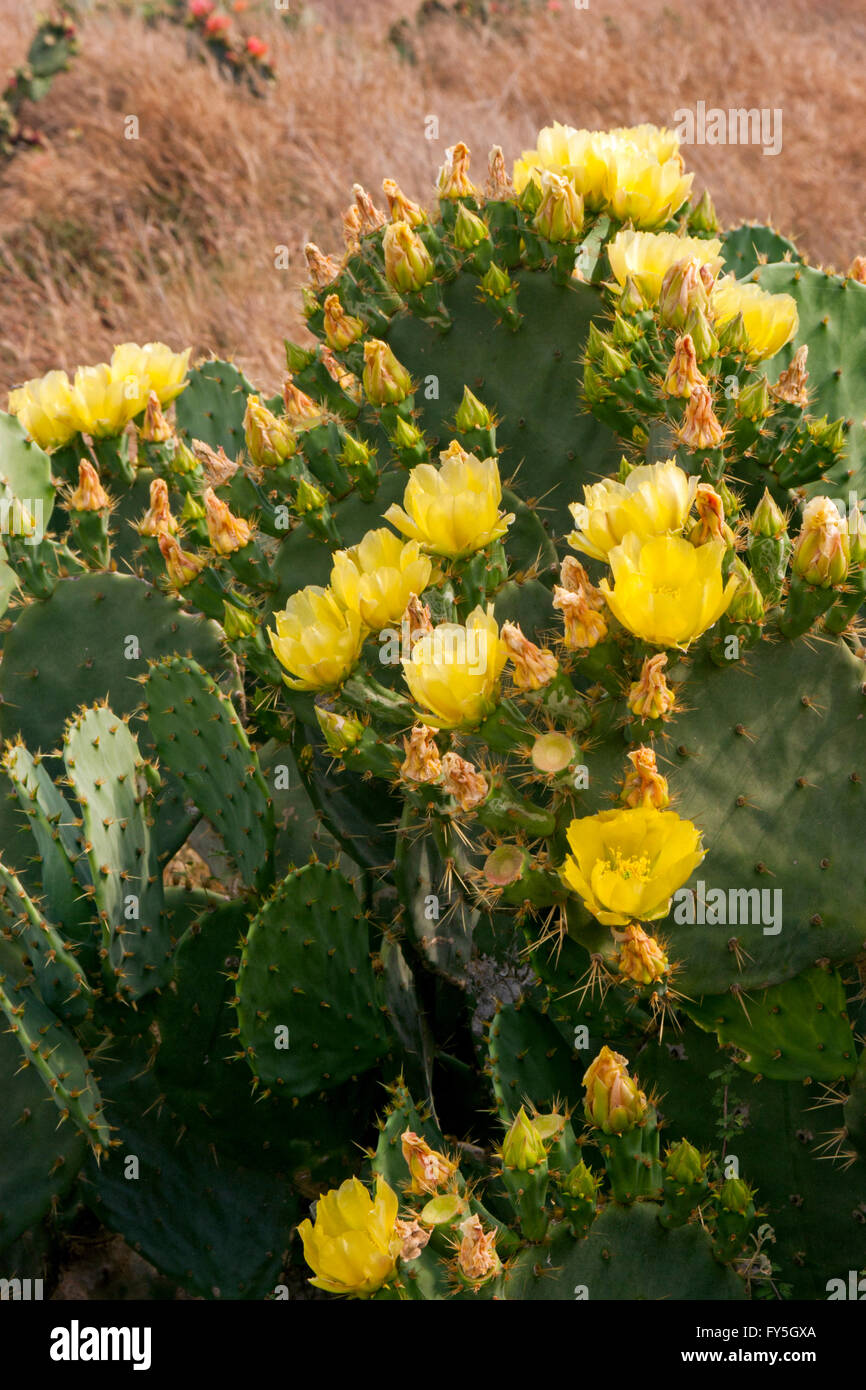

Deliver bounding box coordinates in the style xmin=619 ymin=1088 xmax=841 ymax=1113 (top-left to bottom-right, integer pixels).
xmin=616 ymin=923 xmax=669 ymax=985
xmin=193 ymin=438 xmax=238 ymax=488
xmin=441 ymin=751 xmax=488 ymax=812
xmin=138 ymin=477 xmax=178 ymax=537
xmin=139 ymin=390 xmax=173 ymax=443
xmin=689 ymin=482 xmax=734 ymax=546
xmin=304 ymin=241 xmax=340 ymax=290
xmin=559 ymin=555 xmax=605 ymax=606
xmin=456 ymin=1214 xmax=500 ymax=1284
xmin=663 ymin=334 xmax=706 ymax=399
xmin=68 ymin=459 xmax=109 ymax=512
xmin=401 ymin=1129 xmax=458 ymax=1195
xmin=627 ymin=652 xmax=676 ymax=721
xmin=403 ymin=593 xmax=434 ymax=646
xmin=203 ymin=487 xmax=252 ymax=555
xmin=486 ymin=144 xmax=514 ymax=200
xmin=501 ymin=620 xmax=558 ymax=690
xmin=553 ymin=584 xmax=608 ymax=649
xmin=352 ymin=182 xmax=386 ymax=234
xmin=401 ymin=724 xmax=442 ymax=783
xmin=342 ymin=204 xmax=363 ymax=256
xmin=394 ymin=1218 xmax=431 ymax=1262
xmin=323 ymin=294 xmax=364 ymax=351
xmin=847 ymin=255 xmax=866 ymax=284
xmin=319 ymin=346 xmax=361 ymax=401
xmin=678 ymin=383 xmax=724 ymax=449
xmin=283 ymin=375 xmax=325 ymax=429
xmin=620 ymin=746 xmax=670 ymax=809
xmin=382 ymin=178 xmax=427 ymax=228
xmin=771 ymin=344 xmax=810 ymax=407
xmin=437 ymin=141 xmax=477 ymax=199
xmin=159 ymin=532 xmax=206 ymax=588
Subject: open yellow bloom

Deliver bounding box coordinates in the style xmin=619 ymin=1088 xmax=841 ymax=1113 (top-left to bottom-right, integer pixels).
xmin=8 ymin=370 xmax=78 ymax=451
xmin=602 ymin=147 xmax=693 ymax=229
xmin=402 ymin=604 xmax=507 ymax=729
xmin=601 ymin=532 xmax=736 ymax=648
xmin=269 ymin=585 xmax=364 ymax=691
xmin=69 ymin=363 xmax=144 ymax=438
xmin=299 ymin=1176 xmax=401 ymax=1297
xmin=514 ymin=123 xmax=679 ymax=211
xmin=330 ymin=528 xmax=432 ymax=631
xmin=384 ymin=445 xmax=514 ymax=559
xmin=711 ymin=276 xmax=799 ymax=360
xmin=607 ymin=229 xmax=723 ymax=304
xmin=562 ymin=806 xmax=705 ymax=927
xmin=568 ymin=459 xmax=696 ymax=562
xmin=111 ymin=342 xmax=191 ymax=406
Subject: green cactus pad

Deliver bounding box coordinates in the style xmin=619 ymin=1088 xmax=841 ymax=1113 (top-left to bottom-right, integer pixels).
xmin=144 ymin=655 xmax=273 ymax=890
xmin=174 ymin=358 xmax=256 ymax=453
xmin=0 ymin=410 xmax=55 ymax=531
xmin=235 ymin=862 xmax=393 ymax=1096
xmin=720 ymin=225 xmax=802 ymax=276
xmin=486 ymin=999 xmax=583 ymax=1120
xmin=0 ymin=861 xmax=89 ymax=1023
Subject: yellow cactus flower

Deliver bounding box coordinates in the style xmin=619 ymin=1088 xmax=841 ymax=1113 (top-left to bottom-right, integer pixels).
xmin=711 ymin=276 xmax=799 ymax=360
xmin=568 ymin=458 xmax=696 ymax=562
xmin=385 ymin=445 xmax=514 ymax=560
xmin=602 ymin=147 xmax=693 ymax=229
xmin=110 ymin=342 xmax=190 ymax=406
xmin=402 ymin=604 xmax=507 ymax=729
xmin=269 ymin=586 xmax=364 ymax=691
xmin=68 ymin=362 xmax=144 ymax=438
xmin=329 ymin=527 xmax=433 ymax=631
xmin=561 ymin=806 xmax=705 ymax=927
xmin=299 ymin=1176 xmax=401 ymax=1298
xmin=514 ymin=124 xmax=681 ymax=211
xmin=583 ymin=1046 xmax=648 ymax=1134
xmin=8 ymin=370 xmax=79 ymax=451
xmin=601 ymin=532 xmax=736 ymax=648
xmin=608 ymin=229 xmax=723 ymax=304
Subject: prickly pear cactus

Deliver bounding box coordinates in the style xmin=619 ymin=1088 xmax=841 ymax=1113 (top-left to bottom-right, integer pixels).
xmin=2 ymin=118 xmax=864 ymax=1301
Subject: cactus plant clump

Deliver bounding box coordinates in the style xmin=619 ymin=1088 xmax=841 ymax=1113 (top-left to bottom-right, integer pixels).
xmin=1 ymin=118 xmax=865 ymax=1301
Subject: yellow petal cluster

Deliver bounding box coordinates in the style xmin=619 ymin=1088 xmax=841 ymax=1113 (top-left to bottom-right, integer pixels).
xmin=384 ymin=445 xmax=514 ymax=559
xmin=711 ymin=276 xmax=799 ymax=360
xmin=299 ymin=1176 xmax=401 ymax=1297
xmin=608 ymin=229 xmax=723 ymax=304
xmin=568 ymin=458 xmax=696 ymax=562
xmin=269 ymin=586 xmax=364 ymax=691
xmin=330 ymin=527 xmax=433 ymax=632
xmin=601 ymin=532 xmax=735 ymax=648
xmin=402 ymin=604 xmax=507 ymax=729
xmin=561 ymin=806 xmax=705 ymax=927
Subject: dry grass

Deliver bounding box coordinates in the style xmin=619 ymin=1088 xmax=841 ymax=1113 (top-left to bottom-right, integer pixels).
xmin=1 ymin=0 xmax=864 ymax=397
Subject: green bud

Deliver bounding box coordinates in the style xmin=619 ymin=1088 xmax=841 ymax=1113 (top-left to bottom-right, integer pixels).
xmin=617 ymin=455 xmax=636 ymax=482
xmin=736 ymin=372 xmax=771 ymax=421
xmin=683 ymin=303 xmax=719 ymax=362
xmin=180 ymin=491 xmax=206 ymax=523
xmin=750 ymin=487 xmax=786 ymax=538
xmin=664 ymin=1139 xmax=706 ymax=1187
xmin=170 ymin=439 xmax=199 ymax=475
xmin=315 ymin=706 xmax=364 ymax=755
xmin=222 ymin=601 xmax=258 ymax=641
xmin=612 ymin=311 xmax=642 ymax=347
xmin=808 ymin=415 xmax=846 ymax=453
xmin=533 ymin=170 xmax=584 ymax=243
xmin=600 ymin=339 xmax=630 ymax=380
xmin=658 ymin=258 xmax=708 ymax=331
xmin=586 ymin=321 xmax=607 ymax=361
xmin=390 ymin=415 xmax=424 ymax=450
xmin=726 ymin=559 xmax=765 ymax=622
xmin=716 ymin=311 xmax=749 ymax=355
xmin=618 ymin=275 xmax=646 ymax=315
xmin=719 ymin=1176 xmax=753 ymax=1216
xmin=453 ymin=202 xmax=490 ymax=249
xmin=501 ymin=1106 xmax=547 ymax=1171
xmin=295 ymin=478 xmax=327 ymax=513
xmin=518 ymin=172 xmax=543 ymax=216
xmin=583 ymin=361 xmax=610 ymax=405
xmin=718 ymin=479 xmax=741 ymax=519
xmin=480 ymin=261 xmax=513 ymax=299
xmin=455 ymin=385 xmax=492 ymax=432
xmin=688 ymin=188 xmax=720 ymax=234
xmin=286 ymin=340 xmax=317 ymax=373
xmin=631 ymin=424 xmax=649 ymax=448
xmin=340 ymin=432 xmax=376 ymax=470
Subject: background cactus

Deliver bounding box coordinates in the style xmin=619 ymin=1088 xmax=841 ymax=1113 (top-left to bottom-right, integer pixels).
xmin=1 ymin=119 xmax=864 ymax=1301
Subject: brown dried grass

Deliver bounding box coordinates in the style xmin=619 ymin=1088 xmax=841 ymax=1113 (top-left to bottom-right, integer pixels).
xmin=1 ymin=0 xmax=864 ymax=397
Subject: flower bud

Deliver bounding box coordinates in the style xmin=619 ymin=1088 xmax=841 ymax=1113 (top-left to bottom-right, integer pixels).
xmin=620 ymin=746 xmax=670 ymax=809
xmin=677 ymin=383 xmax=724 ymax=449
xmin=658 ymin=258 xmax=708 ymax=331
xmin=486 ymin=145 xmax=514 ymax=200
xmin=159 ymin=532 xmax=206 ymax=588
xmin=221 ymin=601 xmax=258 ymax=641
xmin=689 ymin=483 xmax=734 ymax=547
xmin=563 ymin=1160 xmax=599 ymax=1202
xmin=204 ymin=487 xmax=252 ymax=555
xmin=599 ymin=339 xmax=631 ymax=380
xmin=283 ymin=376 xmax=324 ymax=430
xmin=716 ymin=311 xmax=749 ymax=355
xmin=611 ymin=312 xmax=642 ymax=347
xmin=663 ymin=334 xmax=706 ymax=398
xmin=390 ymin=415 xmax=425 ymax=452
xmin=726 ymin=558 xmax=765 ymax=622
xmin=627 ymin=652 xmax=676 ymax=721
xmin=480 ymin=262 xmax=513 ymax=300
xmin=437 ymin=141 xmax=476 ymax=200
xmin=848 ymin=505 xmax=866 ymax=565
xmin=352 ymin=182 xmax=386 ymax=234
xmin=616 ymin=923 xmax=669 ymax=985
xmin=455 ymin=385 xmax=492 ymax=432
xmin=452 ymin=202 xmax=490 ymax=249
xmin=68 ymin=459 xmax=109 ymax=511
xmin=139 ymin=390 xmax=173 ymax=443
xmin=295 ymin=477 xmax=327 ymax=514
xmin=533 ymin=171 xmax=584 ymax=243
xmin=736 ymin=372 xmax=771 ymax=420
xmin=792 ymin=496 xmax=850 ymax=587
xmin=688 ymin=189 xmax=719 ymax=234
xmin=750 ymin=487 xmax=786 ymax=538
xmin=720 ymin=1176 xmax=753 ymax=1215
xmin=382 ymin=178 xmax=427 ymax=227
xmin=362 ymin=339 xmax=413 ymax=405
xmin=770 ymin=344 xmax=809 ymax=406
xmin=501 ymin=1107 xmax=547 ymax=1171
xmin=618 ymin=275 xmax=646 ymax=315
xmin=441 ymin=751 xmax=488 ymax=812
xmin=323 ymin=294 xmax=364 ymax=351
xmin=304 ymin=241 xmax=340 ymax=290
xmin=665 ymin=1138 xmax=706 ymax=1187
xmin=583 ymin=1046 xmax=648 ymax=1134
xmin=315 ymin=706 xmax=364 ymax=755
xmin=501 ymin=621 xmax=558 ymax=690
xmin=683 ymin=302 xmax=719 ymax=361
xmin=383 ymin=220 xmax=434 ymax=293
xmin=138 ymin=477 xmax=178 ymax=537
xmin=244 ymin=394 xmax=297 ymax=468
xmin=808 ymin=415 xmax=846 ymax=453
